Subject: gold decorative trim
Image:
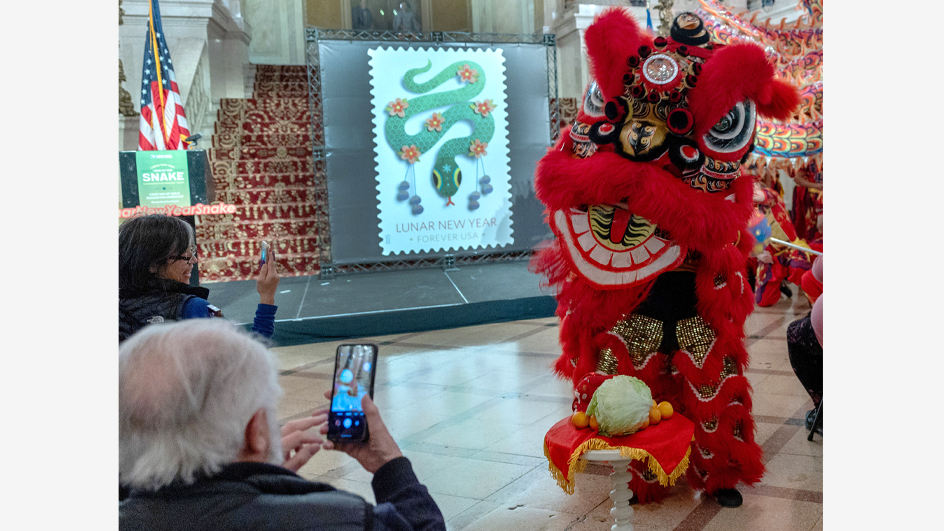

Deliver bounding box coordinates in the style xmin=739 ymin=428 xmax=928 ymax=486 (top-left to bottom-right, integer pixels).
xmin=596 ymin=347 xmax=619 ymax=375
xmin=676 ymin=315 xmax=716 ymax=367
xmin=544 ymin=437 xmax=693 ymax=495
xmin=610 ymin=315 xmax=663 ymax=369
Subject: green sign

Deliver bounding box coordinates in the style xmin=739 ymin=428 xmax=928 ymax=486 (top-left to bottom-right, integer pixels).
xmin=135 ymin=151 xmax=191 ymax=208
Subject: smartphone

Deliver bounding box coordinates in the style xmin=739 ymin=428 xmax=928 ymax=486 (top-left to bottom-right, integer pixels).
xmin=259 ymin=241 xmax=270 ymax=267
xmin=327 ymin=344 xmax=379 ymax=442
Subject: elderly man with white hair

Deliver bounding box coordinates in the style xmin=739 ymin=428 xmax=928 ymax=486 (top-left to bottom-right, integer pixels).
xmin=119 ymin=319 xmax=445 ymax=531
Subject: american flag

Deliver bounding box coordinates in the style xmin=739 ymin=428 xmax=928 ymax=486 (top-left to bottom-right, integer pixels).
xmin=138 ymin=0 xmax=191 ymax=151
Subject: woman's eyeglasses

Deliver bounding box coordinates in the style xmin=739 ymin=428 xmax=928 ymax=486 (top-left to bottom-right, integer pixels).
xmin=170 ymin=245 xmax=198 ymax=265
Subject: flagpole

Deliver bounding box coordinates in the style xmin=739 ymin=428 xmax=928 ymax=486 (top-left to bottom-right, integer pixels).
xmin=769 ymin=238 xmax=823 ymax=256
xmin=148 ymin=0 xmax=170 ymax=146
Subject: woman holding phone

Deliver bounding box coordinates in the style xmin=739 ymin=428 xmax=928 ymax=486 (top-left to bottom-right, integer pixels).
xmin=118 ymin=214 xmax=280 ymax=342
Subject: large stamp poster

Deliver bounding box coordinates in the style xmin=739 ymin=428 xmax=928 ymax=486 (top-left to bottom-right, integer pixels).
xmin=368 ymin=47 xmax=513 ymax=256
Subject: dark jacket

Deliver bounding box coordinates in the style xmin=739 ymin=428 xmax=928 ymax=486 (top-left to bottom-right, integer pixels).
xmin=119 ymin=458 xmax=445 ymax=531
xmin=119 ymin=280 xmax=211 ymax=342
xmin=119 ymin=279 xmax=277 ymax=342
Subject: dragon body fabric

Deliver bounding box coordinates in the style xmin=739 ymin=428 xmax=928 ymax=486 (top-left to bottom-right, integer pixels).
xmin=531 ymin=10 xmax=799 ymax=503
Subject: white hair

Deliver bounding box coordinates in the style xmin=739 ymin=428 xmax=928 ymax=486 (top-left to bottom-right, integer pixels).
xmin=119 ymin=319 xmax=284 ymax=491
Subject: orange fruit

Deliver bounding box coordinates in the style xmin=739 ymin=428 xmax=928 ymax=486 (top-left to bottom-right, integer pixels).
xmin=588 ymin=415 xmax=599 ymax=431
xmin=572 ymin=411 xmax=589 ymax=429
xmin=652 ymin=398 xmax=657 ymax=406
xmin=640 ymin=418 xmax=649 ymax=430
xmin=649 ymin=406 xmax=662 ymax=425
xmin=657 ymin=401 xmax=674 ymax=420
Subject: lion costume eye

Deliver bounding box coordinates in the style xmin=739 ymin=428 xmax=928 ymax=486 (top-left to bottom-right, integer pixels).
xmin=703 ymin=99 xmax=755 ymax=153
xmin=583 ymin=81 xmax=606 ymax=117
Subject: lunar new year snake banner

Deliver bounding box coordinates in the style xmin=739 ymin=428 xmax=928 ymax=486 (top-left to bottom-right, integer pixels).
xmin=368 ymin=47 xmax=513 ymax=256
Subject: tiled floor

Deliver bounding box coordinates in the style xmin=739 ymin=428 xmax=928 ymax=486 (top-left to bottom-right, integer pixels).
xmin=273 ymin=290 xmax=822 ymax=531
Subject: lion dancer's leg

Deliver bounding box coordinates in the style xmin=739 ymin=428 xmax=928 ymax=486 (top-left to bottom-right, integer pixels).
xmin=594 ymin=315 xmax=680 ymax=504
xmin=673 ymin=316 xmax=764 ymax=507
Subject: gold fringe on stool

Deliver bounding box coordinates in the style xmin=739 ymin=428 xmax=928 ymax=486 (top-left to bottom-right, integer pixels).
xmin=543 ymin=414 xmax=696 ymax=495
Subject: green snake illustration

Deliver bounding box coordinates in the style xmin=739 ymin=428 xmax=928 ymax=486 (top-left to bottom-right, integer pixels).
xmin=385 ymin=60 xmax=495 ymax=206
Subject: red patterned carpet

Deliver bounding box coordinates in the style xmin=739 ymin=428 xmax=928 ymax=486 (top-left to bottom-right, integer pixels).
xmin=197 ymin=65 xmax=326 ymax=282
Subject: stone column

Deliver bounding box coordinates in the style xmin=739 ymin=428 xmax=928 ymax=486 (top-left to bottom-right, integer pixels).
xmin=242 ymin=0 xmax=306 ymax=65
xmin=551 ymin=3 xmax=648 ymax=100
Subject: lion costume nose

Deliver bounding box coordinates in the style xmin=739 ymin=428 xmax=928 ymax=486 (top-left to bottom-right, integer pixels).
xmin=621 ymin=120 xmax=668 ymax=159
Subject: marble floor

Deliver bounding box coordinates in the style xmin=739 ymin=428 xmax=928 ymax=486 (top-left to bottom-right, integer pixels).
xmin=272 ymin=289 xmax=822 ymax=531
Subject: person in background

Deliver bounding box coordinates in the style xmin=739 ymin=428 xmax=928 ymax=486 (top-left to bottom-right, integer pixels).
xmin=787 ymin=254 xmax=823 ymax=434
xmin=392 ymin=1 xmax=420 ymax=33
xmin=119 ymin=319 xmax=446 ymax=531
xmin=352 ymin=0 xmax=373 ymax=30
xmin=118 ymin=214 xmax=279 ymax=342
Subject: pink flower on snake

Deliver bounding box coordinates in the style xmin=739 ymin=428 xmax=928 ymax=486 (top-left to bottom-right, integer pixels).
xmin=468 ymin=139 xmax=488 ymax=158
xmin=457 ymin=64 xmax=479 ymax=83
xmin=471 ymin=99 xmax=496 ymax=117
xmin=399 ymin=145 xmax=421 ymax=164
xmin=386 ymin=98 xmax=409 ymax=118
xmin=424 ymin=112 xmax=445 ymax=132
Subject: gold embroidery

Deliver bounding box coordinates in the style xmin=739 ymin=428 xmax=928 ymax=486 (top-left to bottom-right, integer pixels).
xmin=609 ymin=314 xmax=663 ymax=368
xmin=733 ymin=421 xmax=743 ymax=441
xmin=720 ymin=356 xmax=739 ymax=379
xmin=596 ymin=347 xmax=619 ymax=374
xmin=697 ymin=384 xmax=714 ymax=398
xmin=702 ymin=415 xmax=719 ymax=432
xmin=713 ymin=274 xmax=726 ymax=288
xmin=676 ymin=315 xmax=716 ymax=366
xmin=697 ymin=356 xmax=741 ymax=399
xmin=641 ymin=469 xmax=658 ymax=482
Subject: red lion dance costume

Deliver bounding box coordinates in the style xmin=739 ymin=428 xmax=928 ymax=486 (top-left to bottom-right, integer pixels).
xmin=532 ymin=9 xmax=799 ymax=507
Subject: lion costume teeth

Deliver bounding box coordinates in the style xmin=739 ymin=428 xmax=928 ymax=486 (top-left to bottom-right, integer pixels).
xmin=531 ymin=8 xmax=799 ymax=504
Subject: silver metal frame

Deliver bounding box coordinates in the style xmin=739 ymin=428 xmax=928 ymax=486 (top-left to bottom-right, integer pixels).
xmin=305 ymin=29 xmax=559 ymax=279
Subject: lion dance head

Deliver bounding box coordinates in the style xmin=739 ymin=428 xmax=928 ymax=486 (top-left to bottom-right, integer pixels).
xmin=536 ymin=9 xmax=799 ymax=292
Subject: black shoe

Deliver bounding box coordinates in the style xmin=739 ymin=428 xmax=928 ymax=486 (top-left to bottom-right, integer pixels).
xmin=629 ymin=494 xmax=639 ymax=506
xmin=780 ymin=283 xmax=793 ymax=298
xmin=712 ymin=488 xmax=743 ymax=508
xmin=805 ymin=409 xmax=822 ymax=435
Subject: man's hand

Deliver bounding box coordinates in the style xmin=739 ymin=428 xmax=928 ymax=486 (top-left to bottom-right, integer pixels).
xmin=757 ymin=250 xmax=773 ymax=264
xmin=256 ymin=245 xmax=281 ymax=305
xmin=320 ymin=391 xmax=404 ymax=474
xmin=280 ymin=410 xmax=327 ymax=472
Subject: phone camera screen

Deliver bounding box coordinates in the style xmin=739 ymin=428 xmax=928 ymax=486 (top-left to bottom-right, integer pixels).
xmin=330 ymin=345 xmax=375 ymax=440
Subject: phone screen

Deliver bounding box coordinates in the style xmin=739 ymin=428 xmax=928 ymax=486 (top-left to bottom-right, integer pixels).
xmin=327 ymin=344 xmax=378 ymax=442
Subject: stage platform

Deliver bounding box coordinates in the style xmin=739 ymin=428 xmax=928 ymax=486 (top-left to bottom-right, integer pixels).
xmin=203 ymin=260 xmax=557 ymax=347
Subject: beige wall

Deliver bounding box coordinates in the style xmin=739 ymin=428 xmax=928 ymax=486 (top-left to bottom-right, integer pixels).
xmin=307 ymin=0 xmax=343 ymax=28
xmin=304 ymin=0 xmax=547 ymax=34
xmin=430 ymin=0 xmax=472 ymax=31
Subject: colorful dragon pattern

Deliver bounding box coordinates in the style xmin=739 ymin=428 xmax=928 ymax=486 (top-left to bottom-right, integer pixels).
xmin=697 ymin=0 xmax=823 ymax=174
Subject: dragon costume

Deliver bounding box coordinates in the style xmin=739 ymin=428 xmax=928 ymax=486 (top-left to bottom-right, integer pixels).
xmin=531 ymin=9 xmax=799 ymax=506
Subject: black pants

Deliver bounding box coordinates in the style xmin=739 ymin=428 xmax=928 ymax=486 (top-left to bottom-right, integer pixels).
xmin=787 ymin=314 xmax=822 ymax=407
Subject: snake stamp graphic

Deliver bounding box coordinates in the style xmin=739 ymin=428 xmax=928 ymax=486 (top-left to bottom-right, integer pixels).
xmin=383 ymin=59 xmax=496 ymax=213
xmin=369 ymin=47 xmax=513 ymax=256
